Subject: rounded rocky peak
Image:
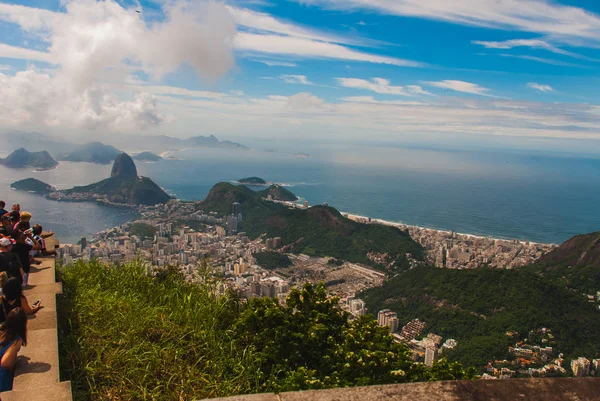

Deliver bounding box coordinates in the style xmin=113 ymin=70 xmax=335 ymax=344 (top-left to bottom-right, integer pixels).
xmin=111 ymin=153 xmax=138 ymax=179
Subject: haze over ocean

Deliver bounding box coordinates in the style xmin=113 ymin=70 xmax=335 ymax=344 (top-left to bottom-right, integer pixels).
xmin=2 ymin=143 xmax=598 ymax=245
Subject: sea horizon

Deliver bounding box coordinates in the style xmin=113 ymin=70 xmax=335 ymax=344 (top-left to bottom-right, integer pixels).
xmin=1 ymin=142 xmax=599 ymax=245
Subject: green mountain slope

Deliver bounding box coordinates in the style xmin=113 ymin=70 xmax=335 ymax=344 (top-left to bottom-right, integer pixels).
xmin=201 ymin=183 xmax=423 ymax=270
xmin=238 ymin=177 xmax=266 ymax=185
xmin=360 ymin=266 xmax=600 ymax=368
xmin=59 ymin=153 xmax=171 ymax=205
xmin=11 ymin=178 xmax=56 ymax=194
xmin=258 ymin=184 xmax=298 ymax=201
xmin=524 ymin=232 xmax=600 ymax=294
xmin=1 ymin=148 xmax=58 ymax=169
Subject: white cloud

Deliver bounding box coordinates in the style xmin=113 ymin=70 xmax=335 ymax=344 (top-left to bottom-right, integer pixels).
xmin=125 ymin=84 xmax=228 ymax=99
xmin=156 ymin=92 xmax=600 ymax=141
xmin=234 ymin=33 xmax=424 ymax=67
xmin=340 ymin=96 xmax=427 ymax=105
xmin=0 ymin=43 xmax=55 ymax=64
xmin=497 ymin=53 xmax=585 ymax=68
xmin=230 ymin=90 xmax=245 ymax=96
xmin=0 ymin=0 xmax=236 ymax=131
xmin=255 ymin=60 xmax=298 ymax=67
xmin=527 ymin=83 xmax=554 ymax=92
xmin=280 ymin=75 xmax=312 ymax=84
xmin=0 ymin=69 xmax=163 ymax=130
xmin=336 ymin=78 xmax=435 ymax=96
xmin=226 ymin=6 xmax=355 ymax=45
xmin=337 ymin=77 xmax=410 ymax=95
xmin=423 ymin=80 xmax=493 ymax=96
xmin=0 ymin=65 xmax=10 ymax=71
xmin=286 ymin=92 xmax=325 ymax=109
xmin=406 ymin=85 xmax=434 ymax=96
xmin=472 ymin=39 xmax=596 ymax=61
xmin=295 ymin=0 xmax=600 ymax=45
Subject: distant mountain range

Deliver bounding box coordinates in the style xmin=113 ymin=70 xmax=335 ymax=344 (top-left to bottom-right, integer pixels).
xmin=56 ymin=142 xmax=122 ymax=164
xmin=0 ymin=148 xmax=58 ymax=169
xmin=0 ymin=131 xmax=248 ymax=164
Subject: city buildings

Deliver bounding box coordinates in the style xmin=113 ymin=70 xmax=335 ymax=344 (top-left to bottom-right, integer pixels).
xmin=571 ymin=357 xmax=591 ymax=377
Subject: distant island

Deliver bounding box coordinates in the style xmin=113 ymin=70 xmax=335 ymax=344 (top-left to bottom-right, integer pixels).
xmin=56 ymin=142 xmax=122 ymax=165
xmin=133 ymin=152 xmax=162 ymax=162
xmin=238 ymin=177 xmax=267 ymax=185
xmin=0 ymin=148 xmax=58 ymax=170
xmin=36 ymin=153 xmax=172 ymax=206
xmin=11 ymin=178 xmax=56 ymax=194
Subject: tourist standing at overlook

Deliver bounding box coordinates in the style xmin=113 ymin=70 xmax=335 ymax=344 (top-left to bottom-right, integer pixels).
xmin=0 ymin=308 xmax=27 ymax=393
xmin=9 ymin=205 xmax=18 ymax=214
xmin=0 ymin=202 xmax=7 ymax=217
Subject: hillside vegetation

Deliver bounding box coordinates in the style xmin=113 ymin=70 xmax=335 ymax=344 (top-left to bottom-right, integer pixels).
xmin=524 ymin=231 xmax=600 ymax=294
xmin=57 ymin=260 xmax=474 ymax=400
xmin=201 ymin=183 xmax=424 ymax=271
xmin=11 ymin=178 xmax=56 ymax=194
xmin=361 ymin=266 xmax=600 ymax=369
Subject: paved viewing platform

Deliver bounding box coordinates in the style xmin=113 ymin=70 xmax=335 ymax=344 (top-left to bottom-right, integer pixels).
xmin=2 ymin=237 xmax=72 ymax=401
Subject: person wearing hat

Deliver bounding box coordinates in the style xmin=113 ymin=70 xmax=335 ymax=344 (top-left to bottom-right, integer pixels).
xmin=0 ymin=238 xmax=23 ymax=283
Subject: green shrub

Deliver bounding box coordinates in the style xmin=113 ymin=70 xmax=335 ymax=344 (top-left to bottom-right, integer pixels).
xmin=58 ymin=260 xmax=475 ymax=400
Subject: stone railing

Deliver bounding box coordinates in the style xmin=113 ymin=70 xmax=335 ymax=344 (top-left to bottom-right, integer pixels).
xmin=203 ymin=378 xmax=600 ymax=401
xmin=2 ymin=238 xmax=72 ymax=401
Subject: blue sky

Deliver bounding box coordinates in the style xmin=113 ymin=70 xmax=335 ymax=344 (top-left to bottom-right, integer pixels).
xmin=0 ymin=0 xmax=599 ymax=151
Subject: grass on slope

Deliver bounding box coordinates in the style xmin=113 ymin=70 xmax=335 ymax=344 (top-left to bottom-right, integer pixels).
xmin=57 ymin=260 xmax=257 ymax=400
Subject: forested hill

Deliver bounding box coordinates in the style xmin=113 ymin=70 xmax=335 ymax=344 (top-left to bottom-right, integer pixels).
xmin=201 ymin=182 xmax=424 ymax=271
xmin=524 ymin=231 xmax=600 ymax=294
xmin=360 ymin=266 xmax=600 ymax=369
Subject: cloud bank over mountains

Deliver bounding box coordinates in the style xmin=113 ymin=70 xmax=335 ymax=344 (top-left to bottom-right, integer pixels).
xmin=0 ymin=0 xmax=598 ymax=146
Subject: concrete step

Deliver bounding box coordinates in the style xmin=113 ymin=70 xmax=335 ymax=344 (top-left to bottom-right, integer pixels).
xmin=2 ymin=380 xmax=72 ymax=401
xmin=12 ymin=328 xmax=61 ymax=389
xmin=23 ymin=282 xmax=63 ymax=299
xmin=27 ymin=261 xmax=56 ymax=287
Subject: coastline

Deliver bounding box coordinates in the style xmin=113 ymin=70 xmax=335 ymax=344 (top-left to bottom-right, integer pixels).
xmin=342 ymin=212 xmax=554 ymax=246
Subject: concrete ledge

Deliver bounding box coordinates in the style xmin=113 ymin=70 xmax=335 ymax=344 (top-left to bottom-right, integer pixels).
xmin=202 ymin=378 xmax=600 ymax=401
xmin=1 ymin=256 xmax=72 ymax=400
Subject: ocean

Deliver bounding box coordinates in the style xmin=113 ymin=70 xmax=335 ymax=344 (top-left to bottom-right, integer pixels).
xmin=1 ymin=143 xmax=599 ymax=244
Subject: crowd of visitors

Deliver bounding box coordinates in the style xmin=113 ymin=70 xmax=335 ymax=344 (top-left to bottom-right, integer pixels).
xmin=0 ymin=200 xmax=54 ymax=393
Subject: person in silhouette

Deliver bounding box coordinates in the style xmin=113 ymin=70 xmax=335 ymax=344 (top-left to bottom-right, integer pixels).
xmin=0 ymin=202 xmax=7 ymax=217
xmin=0 ymin=308 xmax=27 ymax=392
